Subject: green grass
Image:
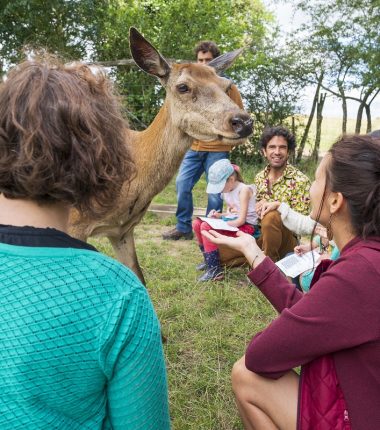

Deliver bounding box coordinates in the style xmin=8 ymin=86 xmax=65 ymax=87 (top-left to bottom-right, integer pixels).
xmin=124 ymin=162 xmax=316 ymax=427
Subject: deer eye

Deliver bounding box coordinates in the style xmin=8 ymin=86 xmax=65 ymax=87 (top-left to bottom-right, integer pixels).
xmin=176 ymin=83 xmax=190 ymax=93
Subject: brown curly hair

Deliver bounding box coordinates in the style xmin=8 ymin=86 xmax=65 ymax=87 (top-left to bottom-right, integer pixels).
xmin=0 ymin=57 xmax=135 ymax=218
xmin=259 ymin=126 xmax=296 ymax=152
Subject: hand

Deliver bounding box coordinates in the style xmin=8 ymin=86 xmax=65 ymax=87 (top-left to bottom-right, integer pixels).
xmin=208 ymin=209 xmax=221 ymax=218
xmin=260 ymin=201 xmax=280 ymax=219
xmin=201 ymin=230 xmax=265 ymax=269
xmin=255 ymin=199 xmax=267 ymax=217
xmin=294 ymin=243 xmax=312 ymax=255
xmin=315 ymin=224 xmax=328 ymax=240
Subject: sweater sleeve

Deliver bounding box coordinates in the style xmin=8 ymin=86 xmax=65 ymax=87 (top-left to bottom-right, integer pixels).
xmin=248 ymin=257 xmax=304 ymax=313
xmin=99 ymin=267 xmax=170 ymax=430
xmin=245 ymin=253 xmax=380 ymax=379
xmin=277 ymin=202 xmax=315 ymax=235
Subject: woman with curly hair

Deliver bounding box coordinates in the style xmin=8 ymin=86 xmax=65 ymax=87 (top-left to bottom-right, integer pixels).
xmin=0 ymin=58 xmax=170 ymax=429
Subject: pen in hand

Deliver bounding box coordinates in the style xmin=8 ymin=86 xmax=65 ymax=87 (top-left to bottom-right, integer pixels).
xmin=208 ymin=209 xmax=221 ymax=218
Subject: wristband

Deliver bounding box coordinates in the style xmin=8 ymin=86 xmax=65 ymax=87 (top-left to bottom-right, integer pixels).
xmin=249 ymin=253 xmax=262 ymax=270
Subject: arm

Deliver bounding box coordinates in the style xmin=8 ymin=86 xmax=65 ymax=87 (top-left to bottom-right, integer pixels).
xmin=248 ymin=257 xmax=304 ymax=312
xmin=277 ymin=202 xmax=315 ymax=235
xmin=227 ymin=186 xmax=252 ymax=227
xmin=245 ymin=253 xmax=380 ymax=379
xmin=201 ymin=229 xmax=303 ymax=310
xmin=100 ymin=272 xmax=170 ymax=429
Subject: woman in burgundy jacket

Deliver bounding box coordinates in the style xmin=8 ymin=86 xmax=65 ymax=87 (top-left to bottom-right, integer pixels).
xmin=203 ymin=134 xmax=380 ymax=430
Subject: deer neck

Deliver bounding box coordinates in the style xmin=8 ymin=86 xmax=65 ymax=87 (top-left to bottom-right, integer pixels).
xmin=131 ymin=101 xmax=193 ymax=183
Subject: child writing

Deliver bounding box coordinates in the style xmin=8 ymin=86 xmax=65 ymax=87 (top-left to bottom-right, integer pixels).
xmin=192 ymin=159 xmax=258 ymax=281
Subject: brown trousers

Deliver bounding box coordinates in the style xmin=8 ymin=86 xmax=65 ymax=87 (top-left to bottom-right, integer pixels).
xmin=256 ymin=210 xmax=298 ymax=262
xmin=220 ymin=210 xmax=297 ymax=266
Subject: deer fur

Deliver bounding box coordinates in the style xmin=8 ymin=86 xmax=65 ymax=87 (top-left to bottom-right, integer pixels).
xmin=69 ymin=28 xmax=253 ymax=283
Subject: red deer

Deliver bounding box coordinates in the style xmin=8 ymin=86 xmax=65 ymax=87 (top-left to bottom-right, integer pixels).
xmin=69 ymin=28 xmax=253 ymax=283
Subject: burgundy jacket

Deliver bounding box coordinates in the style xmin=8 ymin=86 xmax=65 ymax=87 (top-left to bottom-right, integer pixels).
xmin=247 ymin=237 xmax=380 ymax=430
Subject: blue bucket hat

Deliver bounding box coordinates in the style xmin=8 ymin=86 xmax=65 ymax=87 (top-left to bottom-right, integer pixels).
xmin=206 ymin=159 xmax=234 ymax=194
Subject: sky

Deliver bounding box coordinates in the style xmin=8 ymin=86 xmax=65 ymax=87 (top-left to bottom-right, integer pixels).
xmin=262 ymin=0 xmax=380 ymax=120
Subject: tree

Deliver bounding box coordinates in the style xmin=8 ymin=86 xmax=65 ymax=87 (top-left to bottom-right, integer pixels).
xmin=0 ymin=0 xmax=105 ymax=64
xmin=0 ymin=0 xmax=272 ymax=136
xmin=295 ymin=0 xmax=380 ymax=134
xmin=312 ymin=91 xmax=327 ymax=161
xmin=296 ymin=72 xmax=324 ymax=162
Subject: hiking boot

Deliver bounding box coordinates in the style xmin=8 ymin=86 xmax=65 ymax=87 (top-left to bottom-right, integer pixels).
xmin=198 ymin=266 xmax=224 ymax=282
xmin=162 ymin=228 xmax=194 ymax=241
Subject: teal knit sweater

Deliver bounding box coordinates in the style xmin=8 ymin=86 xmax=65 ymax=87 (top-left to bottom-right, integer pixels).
xmin=0 ymin=242 xmax=170 ymax=429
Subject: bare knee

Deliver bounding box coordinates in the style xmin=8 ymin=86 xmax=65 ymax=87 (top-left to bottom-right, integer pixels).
xmin=232 ymin=356 xmax=260 ymax=399
xmin=231 ymin=356 xmax=246 ymax=392
xmin=232 ymin=356 xmax=280 ymax=405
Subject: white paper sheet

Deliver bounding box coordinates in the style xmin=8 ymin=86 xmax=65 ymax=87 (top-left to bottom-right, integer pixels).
xmin=276 ymin=250 xmax=321 ymax=278
xmin=198 ymin=216 xmax=239 ymax=232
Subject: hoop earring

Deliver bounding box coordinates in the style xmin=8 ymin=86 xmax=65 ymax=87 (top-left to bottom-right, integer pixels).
xmin=327 ymin=214 xmax=334 ymax=241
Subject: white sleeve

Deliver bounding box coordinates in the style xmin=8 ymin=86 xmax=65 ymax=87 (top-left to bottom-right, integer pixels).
xmin=277 ymin=202 xmax=315 ymax=235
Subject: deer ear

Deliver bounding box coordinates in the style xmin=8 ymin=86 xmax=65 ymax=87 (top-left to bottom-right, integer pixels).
xmin=208 ymin=48 xmax=244 ymax=74
xmin=129 ymin=27 xmax=171 ymax=81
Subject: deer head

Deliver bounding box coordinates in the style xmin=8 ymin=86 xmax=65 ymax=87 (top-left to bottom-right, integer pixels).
xmin=129 ymin=28 xmax=253 ymax=145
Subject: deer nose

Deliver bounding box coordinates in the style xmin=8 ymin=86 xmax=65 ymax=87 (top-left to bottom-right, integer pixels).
xmin=230 ymin=114 xmax=253 ymax=138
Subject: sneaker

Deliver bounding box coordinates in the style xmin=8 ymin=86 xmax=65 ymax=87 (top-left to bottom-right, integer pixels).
xmin=162 ymin=228 xmax=194 ymax=241
xmin=198 ymin=266 xmax=224 ymax=282
xmin=196 ymin=261 xmax=207 ymax=271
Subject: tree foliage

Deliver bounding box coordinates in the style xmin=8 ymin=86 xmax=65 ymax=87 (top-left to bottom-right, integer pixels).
xmin=0 ymin=0 xmax=106 ymax=65
xmin=1 ymin=0 xmax=378 ymax=162
xmin=295 ymin=0 xmax=380 ymax=133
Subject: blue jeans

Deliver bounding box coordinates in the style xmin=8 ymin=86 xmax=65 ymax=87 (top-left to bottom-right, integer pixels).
xmin=175 ymin=150 xmax=229 ymax=233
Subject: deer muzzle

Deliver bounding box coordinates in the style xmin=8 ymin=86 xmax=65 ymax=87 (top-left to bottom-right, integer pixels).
xmin=230 ymin=113 xmax=253 ymax=138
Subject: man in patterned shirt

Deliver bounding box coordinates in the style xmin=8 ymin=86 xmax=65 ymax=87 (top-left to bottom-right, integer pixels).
xmin=254 ymin=126 xmax=311 ymax=261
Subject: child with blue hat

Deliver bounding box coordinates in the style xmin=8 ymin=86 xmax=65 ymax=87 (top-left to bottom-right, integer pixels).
xmin=193 ymin=159 xmax=259 ymax=281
